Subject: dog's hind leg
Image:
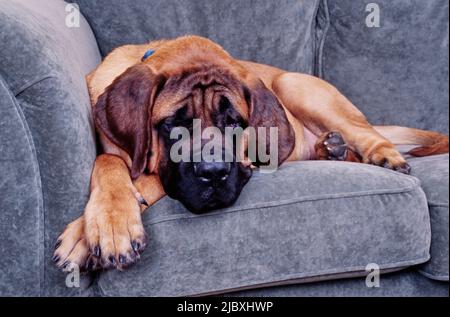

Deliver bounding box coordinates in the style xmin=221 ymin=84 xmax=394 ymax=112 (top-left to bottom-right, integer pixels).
xmin=272 ymin=73 xmax=411 ymax=174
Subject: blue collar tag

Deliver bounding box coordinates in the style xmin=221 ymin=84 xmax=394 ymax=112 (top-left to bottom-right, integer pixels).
xmin=141 ymin=49 xmax=155 ymax=61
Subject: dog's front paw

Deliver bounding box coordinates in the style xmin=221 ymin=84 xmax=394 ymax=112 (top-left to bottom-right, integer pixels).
xmin=366 ymin=145 xmax=411 ymax=174
xmin=83 ymin=188 xmax=147 ymax=271
xmin=53 ymin=216 xmax=100 ymax=272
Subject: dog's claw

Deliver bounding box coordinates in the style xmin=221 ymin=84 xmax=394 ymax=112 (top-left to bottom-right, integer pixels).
xmin=394 ymin=163 xmax=411 ymax=175
xmin=84 ymin=254 xmax=102 ymax=272
xmin=131 ymin=240 xmax=140 ymax=253
xmin=108 ymin=255 xmax=116 ymax=265
xmin=54 ymin=240 xmax=62 ymax=250
xmin=93 ymin=245 xmax=101 ymax=258
xmin=85 ymin=258 xmax=94 ymax=271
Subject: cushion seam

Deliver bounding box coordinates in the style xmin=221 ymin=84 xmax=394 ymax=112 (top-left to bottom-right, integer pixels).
xmin=184 ymin=255 xmax=430 ymax=297
xmin=315 ymin=0 xmax=330 ymax=78
xmin=408 ymin=155 xmax=449 ymax=163
xmin=13 ymin=74 xmax=57 ymax=96
xmin=310 ymin=0 xmax=321 ymax=75
xmin=97 ymin=255 xmax=430 ymax=297
xmin=145 ymin=184 xmax=420 ymax=225
xmin=279 ymin=161 xmax=422 ymax=180
xmin=428 ymin=203 xmax=449 ymax=208
xmin=418 ymin=269 xmax=449 ymax=281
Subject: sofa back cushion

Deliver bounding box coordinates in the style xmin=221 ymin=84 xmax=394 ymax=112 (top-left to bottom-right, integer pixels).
xmin=74 ymin=0 xmax=320 ymax=73
xmin=318 ymin=0 xmax=449 ymax=134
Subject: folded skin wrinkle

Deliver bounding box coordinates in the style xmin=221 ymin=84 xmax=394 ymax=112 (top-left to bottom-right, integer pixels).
xmin=169 ymin=118 xmax=279 ymax=169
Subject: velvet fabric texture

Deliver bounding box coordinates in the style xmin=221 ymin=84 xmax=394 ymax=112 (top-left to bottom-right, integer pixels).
xmin=227 ymin=269 xmax=449 ymax=297
xmin=318 ymin=0 xmax=449 ymax=134
xmin=0 ymin=0 xmax=448 ymax=296
xmin=0 ymin=0 xmax=101 ymax=296
xmin=408 ymin=154 xmax=449 ymax=281
xmin=0 ymin=76 xmax=42 ymax=296
xmin=73 ymin=0 xmax=321 ymax=74
xmin=97 ymin=161 xmax=432 ymax=296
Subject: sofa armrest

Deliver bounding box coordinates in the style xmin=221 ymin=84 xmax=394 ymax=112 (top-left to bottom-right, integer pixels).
xmin=0 ymin=0 xmax=101 ymax=296
xmin=0 ymin=76 xmax=44 ymax=296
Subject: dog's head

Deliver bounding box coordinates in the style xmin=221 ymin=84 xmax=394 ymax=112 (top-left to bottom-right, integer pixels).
xmin=94 ymin=37 xmax=295 ymax=213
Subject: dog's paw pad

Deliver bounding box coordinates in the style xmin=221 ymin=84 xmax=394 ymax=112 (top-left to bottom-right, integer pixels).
xmin=315 ymin=131 xmax=348 ymax=161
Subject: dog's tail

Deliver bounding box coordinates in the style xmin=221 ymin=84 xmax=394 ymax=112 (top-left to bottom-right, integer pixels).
xmin=374 ymin=126 xmax=449 ymax=157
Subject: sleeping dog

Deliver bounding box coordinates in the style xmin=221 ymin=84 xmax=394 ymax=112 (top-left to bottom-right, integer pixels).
xmin=53 ymin=36 xmax=448 ymax=271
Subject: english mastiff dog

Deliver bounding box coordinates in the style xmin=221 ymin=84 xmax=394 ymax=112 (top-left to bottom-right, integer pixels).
xmin=53 ymin=36 xmax=449 ymax=271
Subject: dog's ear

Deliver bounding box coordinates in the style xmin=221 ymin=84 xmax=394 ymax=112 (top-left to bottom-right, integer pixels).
xmin=94 ymin=64 xmax=166 ymax=180
xmin=244 ymin=79 xmax=295 ymax=167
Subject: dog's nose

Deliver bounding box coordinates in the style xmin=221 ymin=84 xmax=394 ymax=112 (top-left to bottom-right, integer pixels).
xmin=194 ymin=162 xmax=231 ymax=182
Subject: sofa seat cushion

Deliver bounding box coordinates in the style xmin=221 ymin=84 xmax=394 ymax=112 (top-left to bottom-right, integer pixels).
xmin=408 ymin=154 xmax=449 ymax=281
xmin=97 ymin=161 xmax=431 ymax=296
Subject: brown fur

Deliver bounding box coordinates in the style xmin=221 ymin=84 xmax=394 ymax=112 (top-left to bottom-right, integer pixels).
xmin=374 ymin=126 xmax=449 ymax=156
xmin=94 ymin=65 xmax=166 ymax=179
xmin=54 ymin=35 xmax=449 ymax=271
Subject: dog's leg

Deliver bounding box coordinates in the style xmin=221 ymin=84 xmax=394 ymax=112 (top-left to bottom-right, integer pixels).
xmin=315 ymin=131 xmax=362 ymax=162
xmin=273 ymin=73 xmax=410 ymax=173
xmin=53 ymin=155 xmax=164 ymax=271
xmin=133 ymin=174 xmax=166 ymax=212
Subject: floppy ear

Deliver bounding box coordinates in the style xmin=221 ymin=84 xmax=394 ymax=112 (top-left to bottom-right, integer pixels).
xmin=94 ymin=64 xmax=166 ymax=180
xmin=245 ymin=79 xmax=295 ymax=167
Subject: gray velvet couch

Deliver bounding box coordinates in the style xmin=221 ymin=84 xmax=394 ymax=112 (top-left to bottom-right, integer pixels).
xmin=0 ymin=0 xmax=448 ymax=297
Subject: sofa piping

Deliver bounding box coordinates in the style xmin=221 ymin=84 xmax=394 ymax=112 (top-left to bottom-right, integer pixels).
xmin=144 ymin=177 xmax=422 ymax=226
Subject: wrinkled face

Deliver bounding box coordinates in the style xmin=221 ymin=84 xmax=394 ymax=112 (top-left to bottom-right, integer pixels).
xmin=94 ymin=57 xmax=295 ymax=214
xmin=155 ymin=88 xmax=253 ymax=213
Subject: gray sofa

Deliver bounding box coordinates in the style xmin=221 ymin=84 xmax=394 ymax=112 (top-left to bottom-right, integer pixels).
xmin=0 ymin=0 xmax=448 ymax=297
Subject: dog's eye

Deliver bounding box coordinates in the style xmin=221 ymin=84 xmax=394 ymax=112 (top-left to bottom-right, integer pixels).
xmin=159 ymin=114 xmax=193 ymax=134
xmin=159 ymin=117 xmax=174 ymax=133
xmin=217 ymin=96 xmax=243 ymax=128
xmin=224 ymin=111 xmax=243 ymax=128
xmin=219 ymin=96 xmax=232 ymax=113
